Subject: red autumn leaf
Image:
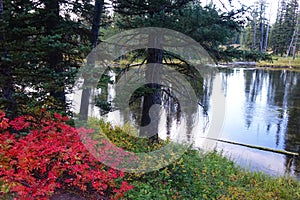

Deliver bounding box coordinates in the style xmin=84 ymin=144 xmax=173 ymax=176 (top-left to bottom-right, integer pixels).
xmin=0 ymin=110 xmax=133 ymax=199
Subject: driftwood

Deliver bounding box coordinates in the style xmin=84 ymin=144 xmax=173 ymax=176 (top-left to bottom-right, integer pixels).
xmin=201 ymin=137 xmax=299 ymax=157
xmin=231 ymin=61 xmax=256 ymax=66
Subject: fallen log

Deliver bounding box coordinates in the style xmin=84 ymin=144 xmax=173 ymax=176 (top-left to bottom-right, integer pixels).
xmin=200 ymin=137 xmax=299 ymax=157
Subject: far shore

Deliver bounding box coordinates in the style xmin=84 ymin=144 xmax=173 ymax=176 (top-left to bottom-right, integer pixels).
xmin=218 ymin=56 xmax=300 ymax=71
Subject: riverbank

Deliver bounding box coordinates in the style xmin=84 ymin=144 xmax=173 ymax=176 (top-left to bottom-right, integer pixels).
xmin=124 ymin=149 xmax=300 ymax=199
xmin=256 ymin=56 xmax=300 ymax=71
xmin=97 ymin=122 xmax=300 ymax=200
xmin=1 ymin=115 xmax=300 ymax=200
xmin=218 ymin=56 xmax=300 ymax=71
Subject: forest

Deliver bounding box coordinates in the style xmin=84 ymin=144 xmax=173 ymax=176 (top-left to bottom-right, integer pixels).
xmin=0 ymin=0 xmax=300 ymax=199
xmin=0 ymin=0 xmax=299 ymax=117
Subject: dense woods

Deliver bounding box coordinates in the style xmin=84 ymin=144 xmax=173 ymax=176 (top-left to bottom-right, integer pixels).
xmin=1 ymin=0 xmax=288 ymax=117
xmin=1 ymin=1 xmax=300 ymax=199
xmin=243 ymin=0 xmax=299 ymax=58
xmin=0 ymin=0 xmax=250 ymax=117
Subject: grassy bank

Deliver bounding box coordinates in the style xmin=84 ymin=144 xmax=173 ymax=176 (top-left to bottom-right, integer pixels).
xmin=257 ymin=56 xmax=300 ymax=71
xmin=123 ymin=150 xmax=300 ymax=199
xmin=1 ymin=117 xmax=300 ymax=199
xmin=94 ymin=121 xmax=300 ymax=200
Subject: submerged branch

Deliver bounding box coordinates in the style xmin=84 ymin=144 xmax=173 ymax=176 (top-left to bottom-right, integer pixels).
xmin=201 ymin=137 xmax=299 ymax=157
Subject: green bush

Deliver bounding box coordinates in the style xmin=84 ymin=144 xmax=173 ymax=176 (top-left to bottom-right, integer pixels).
xmin=85 ymin=118 xmax=300 ymax=200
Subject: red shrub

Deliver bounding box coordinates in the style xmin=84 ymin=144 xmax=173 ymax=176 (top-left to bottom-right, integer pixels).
xmin=0 ymin=111 xmax=133 ymax=199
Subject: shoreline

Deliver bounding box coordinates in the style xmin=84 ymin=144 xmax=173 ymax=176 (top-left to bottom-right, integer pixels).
xmin=217 ymin=61 xmax=300 ymax=71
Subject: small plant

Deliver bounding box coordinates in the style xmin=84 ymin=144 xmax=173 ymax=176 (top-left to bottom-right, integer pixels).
xmin=0 ymin=110 xmax=133 ymax=199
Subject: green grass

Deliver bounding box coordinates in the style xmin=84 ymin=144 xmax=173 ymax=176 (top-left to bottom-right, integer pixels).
xmin=2 ymin=119 xmax=299 ymax=199
xmin=257 ymin=56 xmax=300 ymax=71
xmin=123 ymin=149 xmax=300 ymax=200
xmin=88 ymin=120 xmax=300 ymax=200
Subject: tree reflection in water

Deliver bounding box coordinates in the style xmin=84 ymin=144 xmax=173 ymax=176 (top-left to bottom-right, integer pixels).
xmin=98 ymin=68 xmax=300 ymax=180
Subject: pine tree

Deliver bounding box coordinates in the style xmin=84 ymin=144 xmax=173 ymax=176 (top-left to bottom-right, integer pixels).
xmin=270 ymin=0 xmax=298 ymax=56
xmin=243 ymin=0 xmax=268 ymax=52
xmin=0 ymin=0 xmax=93 ymax=116
xmin=270 ymin=0 xmax=286 ymax=55
xmin=113 ymin=0 xmax=192 ymax=141
xmin=111 ymin=0 xmax=246 ymax=142
xmin=0 ymin=0 xmax=17 ymax=118
xmin=79 ymin=0 xmax=105 ymax=121
xmin=285 ymin=0 xmax=299 ymax=57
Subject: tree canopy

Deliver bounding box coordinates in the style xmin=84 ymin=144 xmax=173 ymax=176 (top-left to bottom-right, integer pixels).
xmin=0 ymin=0 xmax=278 ymax=117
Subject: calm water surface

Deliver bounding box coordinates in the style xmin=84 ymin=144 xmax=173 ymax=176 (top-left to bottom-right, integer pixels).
xmin=211 ymin=68 xmax=300 ymax=179
xmin=74 ymin=68 xmax=300 ymax=180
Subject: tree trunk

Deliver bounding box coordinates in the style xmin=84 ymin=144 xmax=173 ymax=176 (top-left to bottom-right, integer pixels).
xmin=0 ymin=0 xmax=17 ymax=119
xmin=292 ymin=33 xmax=298 ymax=60
xmin=45 ymin=0 xmax=65 ymax=112
xmin=79 ymin=0 xmax=104 ymax=121
xmin=259 ymin=3 xmax=264 ymax=52
xmin=253 ymin=14 xmax=257 ymax=50
xmin=264 ymin=3 xmax=272 ymax=52
xmin=292 ymin=15 xmax=299 ymax=60
xmin=286 ymin=29 xmax=295 ymax=57
xmin=264 ymin=21 xmax=270 ymax=51
xmin=140 ymin=34 xmax=163 ymax=143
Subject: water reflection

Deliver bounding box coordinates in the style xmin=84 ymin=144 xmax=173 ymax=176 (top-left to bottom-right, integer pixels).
xmin=74 ymin=68 xmax=300 ymax=180
xmin=123 ymin=68 xmax=300 ymax=179
xmin=110 ymin=69 xmax=214 ymax=144
xmin=218 ymin=68 xmax=300 ymax=179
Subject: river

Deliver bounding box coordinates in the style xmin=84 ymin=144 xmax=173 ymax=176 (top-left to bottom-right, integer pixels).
xmin=72 ymin=67 xmax=300 ymax=180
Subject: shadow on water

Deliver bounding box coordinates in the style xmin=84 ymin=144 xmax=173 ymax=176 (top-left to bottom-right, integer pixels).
xmin=105 ymin=66 xmax=213 ymax=145
xmin=75 ymin=67 xmax=300 ymax=180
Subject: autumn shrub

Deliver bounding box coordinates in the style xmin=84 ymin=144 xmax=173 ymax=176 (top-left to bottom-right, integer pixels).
xmin=73 ymin=117 xmax=300 ymax=200
xmin=0 ymin=110 xmax=133 ymax=199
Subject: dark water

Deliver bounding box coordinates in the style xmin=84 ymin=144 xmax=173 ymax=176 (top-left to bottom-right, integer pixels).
xmin=74 ymin=68 xmax=300 ymax=180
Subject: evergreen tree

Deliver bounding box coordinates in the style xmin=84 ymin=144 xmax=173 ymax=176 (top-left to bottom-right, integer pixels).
xmin=270 ymin=0 xmax=298 ymax=56
xmin=243 ymin=0 xmax=268 ymax=52
xmin=0 ymin=0 xmax=93 ymax=116
xmin=284 ymin=0 xmax=299 ymax=57
xmin=110 ymin=0 xmax=246 ymax=142
xmin=79 ymin=0 xmax=105 ymax=121
xmin=0 ymin=0 xmax=17 ymax=118
xmin=270 ymin=0 xmax=285 ymax=55
xmin=113 ymin=1 xmax=245 ymax=59
xmin=113 ymin=0 xmax=192 ymax=141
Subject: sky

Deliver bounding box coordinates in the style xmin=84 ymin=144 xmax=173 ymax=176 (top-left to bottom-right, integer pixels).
xmin=104 ymin=0 xmax=279 ymax=25
xmin=210 ymin=0 xmax=278 ymax=24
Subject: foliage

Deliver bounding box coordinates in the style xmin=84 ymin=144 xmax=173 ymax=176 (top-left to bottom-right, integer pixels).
xmin=87 ymin=118 xmax=165 ymax=154
xmin=0 ymin=0 xmax=93 ymax=117
xmin=1 ymin=113 xmax=299 ymax=199
xmin=270 ymin=0 xmax=299 ymax=56
xmin=122 ymin=147 xmax=300 ymax=199
xmin=177 ymin=3 xmax=246 ymax=60
xmin=257 ymin=56 xmax=300 ymax=70
xmin=113 ymin=1 xmax=246 ymax=61
xmin=85 ymin=118 xmax=300 ymax=200
xmin=0 ymin=110 xmax=133 ymax=199
xmin=218 ymin=46 xmax=273 ymax=62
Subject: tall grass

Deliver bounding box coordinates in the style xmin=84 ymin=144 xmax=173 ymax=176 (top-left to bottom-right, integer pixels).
xmin=257 ymin=56 xmax=300 ymax=71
